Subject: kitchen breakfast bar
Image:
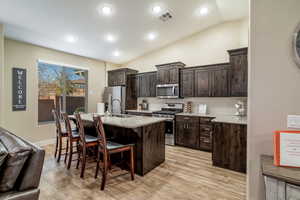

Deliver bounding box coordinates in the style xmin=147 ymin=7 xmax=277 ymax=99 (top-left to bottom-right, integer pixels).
xmin=70 ymin=114 xmax=167 ymax=176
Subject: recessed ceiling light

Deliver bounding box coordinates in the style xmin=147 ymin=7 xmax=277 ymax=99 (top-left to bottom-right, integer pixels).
xmin=152 ymin=6 xmax=162 ymax=14
xmin=65 ymin=35 xmax=77 ymax=43
xmin=106 ymin=34 xmax=117 ymax=43
xmin=99 ymin=5 xmax=113 ymax=16
xmin=113 ymin=50 xmax=120 ymax=57
xmin=199 ymin=7 xmax=209 ymax=16
xmin=147 ymin=32 xmax=158 ymax=41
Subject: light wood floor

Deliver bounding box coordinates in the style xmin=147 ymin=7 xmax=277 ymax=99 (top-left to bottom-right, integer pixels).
xmin=40 ymin=145 xmax=246 ymax=200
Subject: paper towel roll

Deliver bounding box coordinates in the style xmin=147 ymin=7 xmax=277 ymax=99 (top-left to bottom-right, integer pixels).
xmin=97 ymin=103 xmax=105 ymax=114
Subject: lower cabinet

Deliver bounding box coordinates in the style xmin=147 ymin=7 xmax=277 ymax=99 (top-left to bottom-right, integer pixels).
xmin=212 ymin=122 xmax=247 ymax=173
xmin=175 ymin=116 xmax=200 ymax=149
xmin=264 ymin=176 xmax=300 ymax=200
xmin=175 ymin=115 xmax=213 ymax=151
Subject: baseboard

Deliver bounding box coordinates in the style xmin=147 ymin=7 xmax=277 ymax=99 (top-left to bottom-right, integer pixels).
xmin=35 ymin=138 xmax=56 ymax=146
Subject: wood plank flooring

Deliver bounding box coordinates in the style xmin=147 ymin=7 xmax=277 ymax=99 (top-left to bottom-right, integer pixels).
xmin=40 ymin=145 xmax=246 ymax=200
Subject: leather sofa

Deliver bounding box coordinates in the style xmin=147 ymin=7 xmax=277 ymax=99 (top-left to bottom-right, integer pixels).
xmin=0 ymin=127 xmax=45 ymax=200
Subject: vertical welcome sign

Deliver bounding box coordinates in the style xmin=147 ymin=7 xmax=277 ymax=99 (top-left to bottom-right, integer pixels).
xmin=12 ymin=68 xmax=26 ymax=111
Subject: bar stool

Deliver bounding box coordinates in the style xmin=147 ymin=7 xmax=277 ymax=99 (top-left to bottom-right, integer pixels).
xmin=75 ymin=113 xmax=99 ymax=178
xmin=93 ymin=115 xmax=135 ymax=190
xmin=52 ymin=109 xmax=68 ymax=163
xmin=61 ymin=113 xmax=80 ymax=169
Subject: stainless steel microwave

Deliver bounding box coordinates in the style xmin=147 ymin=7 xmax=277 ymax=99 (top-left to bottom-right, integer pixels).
xmin=156 ymin=84 xmax=180 ymax=99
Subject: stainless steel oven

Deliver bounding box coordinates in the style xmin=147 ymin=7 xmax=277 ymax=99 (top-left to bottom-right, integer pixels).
xmin=152 ymin=103 xmax=184 ymax=146
xmin=156 ymin=84 xmax=179 ymax=99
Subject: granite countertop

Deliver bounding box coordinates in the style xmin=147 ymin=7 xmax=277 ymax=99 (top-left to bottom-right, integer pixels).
xmin=126 ymin=109 xmax=158 ymax=114
xmin=261 ymin=155 xmax=300 ymax=185
xmin=70 ymin=113 xmax=167 ymax=129
xmin=176 ymin=113 xmax=247 ymax=125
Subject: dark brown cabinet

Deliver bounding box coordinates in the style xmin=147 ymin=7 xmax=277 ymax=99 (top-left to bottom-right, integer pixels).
xmin=228 ymin=48 xmax=248 ymax=97
xmin=175 ymin=115 xmax=213 ymax=151
xmin=136 ymin=72 xmax=157 ymax=97
xmin=108 ymin=68 xmax=138 ymax=86
xmin=181 ymin=69 xmax=194 ymax=97
xmin=210 ymin=66 xmax=229 ymax=97
xmin=194 ymin=68 xmax=210 ymax=97
xmin=212 ymin=122 xmax=247 ymax=173
xmin=193 ymin=64 xmax=229 ymax=97
xmin=156 ymin=62 xmax=185 ymax=85
xmin=125 ymin=74 xmax=137 ymax=110
xmin=175 ymin=116 xmax=200 ymax=149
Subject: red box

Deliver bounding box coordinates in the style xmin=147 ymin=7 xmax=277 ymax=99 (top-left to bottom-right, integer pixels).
xmin=274 ymin=131 xmax=300 ymax=167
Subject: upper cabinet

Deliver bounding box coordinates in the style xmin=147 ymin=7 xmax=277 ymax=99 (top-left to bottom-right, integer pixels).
xmin=156 ymin=62 xmax=185 ymax=85
xmin=108 ymin=68 xmax=138 ymax=86
xmin=181 ymin=64 xmax=230 ymax=98
xmin=228 ymin=48 xmax=248 ymax=97
xmin=136 ymin=72 xmax=157 ymax=97
xmin=181 ymin=69 xmax=195 ymax=97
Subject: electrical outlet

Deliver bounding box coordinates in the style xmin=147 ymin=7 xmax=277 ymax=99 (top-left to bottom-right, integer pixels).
xmin=287 ymin=115 xmax=300 ymax=129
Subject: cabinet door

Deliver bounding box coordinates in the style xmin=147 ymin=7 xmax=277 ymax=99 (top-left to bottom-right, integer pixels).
xmin=157 ymin=69 xmax=170 ymax=84
xmin=230 ymin=52 xmax=248 ymax=97
xmin=199 ymin=124 xmax=213 ymax=151
xmin=149 ymin=72 xmax=157 ymax=97
xmin=136 ymin=75 xmax=141 ymax=97
xmin=169 ymin=68 xmax=179 ymax=84
xmin=211 ymin=69 xmax=229 ymax=97
xmin=116 ymin=71 xmax=126 ymax=85
xmin=125 ymin=75 xmax=137 ymax=110
xmin=181 ymin=69 xmax=194 ymax=97
xmin=195 ymin=69 xmax=210 ymax=97
xmin=139 ymin=74 xmax=150 ymax=97
xmin=175 ymin=121 xmax=186 ymax=146
xmin=176 ymin=116 xmax=200 ymax=149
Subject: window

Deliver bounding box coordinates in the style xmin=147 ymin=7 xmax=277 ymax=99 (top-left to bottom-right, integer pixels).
xmin=38 ymin=61 xmax=88 ymax=123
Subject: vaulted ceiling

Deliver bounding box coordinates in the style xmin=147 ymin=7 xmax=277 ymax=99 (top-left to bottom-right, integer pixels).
xmin=0 ymin=0 xmax=248 ymax=64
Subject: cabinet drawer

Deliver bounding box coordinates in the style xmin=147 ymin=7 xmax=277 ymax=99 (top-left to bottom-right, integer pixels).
xmin=200 ymin=125 xmax=213 ymax=132
xmin=200 ymin=117 xmax=213 ymax=124
xmin=176 ymin=116 xmax=199 ymax=123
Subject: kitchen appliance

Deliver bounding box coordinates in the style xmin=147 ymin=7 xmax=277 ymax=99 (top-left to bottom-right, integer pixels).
xmin=235 ymin=101 xmax=246 ymax=116
xmin=139 ymin=99 xmax=149 ymax=110
xmin=103 ymin=86 xmax=126 ymax=114
xmin=156 ymin=84 xmax=180 ymax=99
xmin=153 ymin=103 xmax=184 ymax=146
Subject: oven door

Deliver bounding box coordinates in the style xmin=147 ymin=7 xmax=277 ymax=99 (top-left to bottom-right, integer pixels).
xmin=164 ymin=119 xmax=175 ymax=146
xmin=156 ymin=84 xmax=179 ymax=99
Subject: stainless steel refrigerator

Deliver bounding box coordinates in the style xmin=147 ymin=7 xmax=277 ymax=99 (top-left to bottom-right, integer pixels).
xmin=103 ymin=86 xmax=126 ymax=114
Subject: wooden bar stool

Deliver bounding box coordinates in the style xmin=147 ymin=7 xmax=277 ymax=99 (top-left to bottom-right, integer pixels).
xmin=93 ymin=115 xmax=135 ymax=191
xmin=52 ymin=109 xmax=69 ymax=163
xmin=61 ymin=113 xmax=80 ymax=169
xmin=75 ymin=113 xmax=99 ymax=178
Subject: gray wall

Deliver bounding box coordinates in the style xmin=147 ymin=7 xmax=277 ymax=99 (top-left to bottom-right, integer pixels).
xmin=248 ymin=0 xmax=300 ymax=199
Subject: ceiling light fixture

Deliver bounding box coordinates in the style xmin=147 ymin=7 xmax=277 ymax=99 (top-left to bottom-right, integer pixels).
xmin=199 ymin=7 xmax=209 ymax=16
xmin=152 ymin=6 xmax=162 ymax=14
xmin=147 ymin=32 xmax=157 ymax=41
xmin=113 ymin=50 xmax=120 ymax=57
xmin=106 ymin=34 xmax=116 ymax=42
xmin=100 ymin=5 xmax=113 ymax=16
xmin=65 ymin=35 xmax=77 ymax=43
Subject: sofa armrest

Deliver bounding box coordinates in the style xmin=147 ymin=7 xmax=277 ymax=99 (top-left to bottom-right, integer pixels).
xmin=0 ymin=189 xmax=40 ymax=200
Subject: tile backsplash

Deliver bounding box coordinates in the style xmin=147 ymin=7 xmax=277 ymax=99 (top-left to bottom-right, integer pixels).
xmin=137 ymin=97 xmax=248 ymax=115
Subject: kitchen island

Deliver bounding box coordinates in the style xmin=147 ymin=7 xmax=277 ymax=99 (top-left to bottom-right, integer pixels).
xmin=71 ymin=114 xmax=167 ymax=176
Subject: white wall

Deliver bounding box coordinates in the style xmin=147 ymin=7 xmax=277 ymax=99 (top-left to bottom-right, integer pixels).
xmin=3 ymin=39 xmax=116 ymax=143
xmin=124 ymin=19 xmax=248 ymax=114
xmin=248 ymin=0 xmax=300 ymax=199
xmin=123 ymin=19 xmax=248 ymax=72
